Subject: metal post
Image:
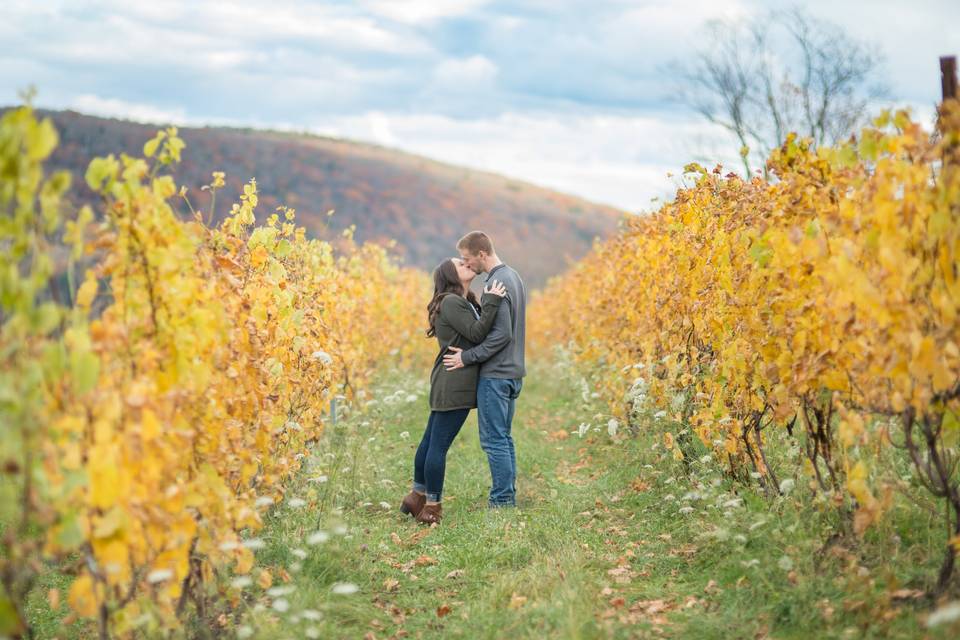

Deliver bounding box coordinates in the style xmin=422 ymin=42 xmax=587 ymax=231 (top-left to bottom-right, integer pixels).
xmin=941 ymin=56 xmax=958 ymax=101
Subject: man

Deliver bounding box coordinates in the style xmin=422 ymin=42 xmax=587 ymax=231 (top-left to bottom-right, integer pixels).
xmin=443 ymin=231 xmax=526 ymax=507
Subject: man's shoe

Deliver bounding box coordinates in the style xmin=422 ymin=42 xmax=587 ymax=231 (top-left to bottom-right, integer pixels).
xmin=415 ymin=503 xmax=442 ymax=525
xmin=400 ymin=491 xmax=426 ymax=517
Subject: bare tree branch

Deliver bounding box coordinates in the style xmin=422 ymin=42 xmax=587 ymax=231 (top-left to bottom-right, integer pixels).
xmin=672 ymin=6 xmax=890 ymax=177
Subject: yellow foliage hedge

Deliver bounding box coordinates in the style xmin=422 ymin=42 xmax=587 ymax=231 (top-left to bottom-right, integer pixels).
xmin=0 ymin=106 xmax=431 ymax=635
xmin=531 ymin=107 xmax=960 ymax=535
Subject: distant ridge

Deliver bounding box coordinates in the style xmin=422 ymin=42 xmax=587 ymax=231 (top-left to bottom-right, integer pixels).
xmin=27 ymin=108 xmax=625 ymax=288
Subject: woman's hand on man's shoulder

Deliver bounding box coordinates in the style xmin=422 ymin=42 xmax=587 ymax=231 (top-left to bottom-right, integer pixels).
xmin=484 ymin=279 xmax=507 ymax=298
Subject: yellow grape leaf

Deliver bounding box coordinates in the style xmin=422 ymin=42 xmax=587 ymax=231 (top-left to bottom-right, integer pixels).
xmin=92 ymin=506 xmax=125 ymax=539
xmin=68 ymin=575 xmax=99 ymax=618
xmin=76 ymin=276 xmax=98 ymax=309
xmin=257 ymin=569 xmax=272 ymax=589
xmin=235 ymin=548 xmax=254 ymax=575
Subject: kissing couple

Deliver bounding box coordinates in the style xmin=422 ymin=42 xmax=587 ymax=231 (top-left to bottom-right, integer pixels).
xmin=399 ymin=231 xmax=526 ymax=524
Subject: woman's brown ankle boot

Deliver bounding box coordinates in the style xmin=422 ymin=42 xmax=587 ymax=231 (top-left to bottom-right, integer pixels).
xmin=400 ymin=491 xmax=426 ymax=517
xmin=415 ymin=502 xmax=442 ymax=525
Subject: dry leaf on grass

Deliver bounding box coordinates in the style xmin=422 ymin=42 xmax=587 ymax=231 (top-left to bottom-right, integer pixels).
xmin=509 ymin=593 xmax=528 ymax=609
xmin=257 ymin=569 xmax=272 ymax=589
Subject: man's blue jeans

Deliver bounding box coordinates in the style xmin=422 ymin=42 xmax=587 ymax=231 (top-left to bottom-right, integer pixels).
xmin=477 ymin=377 xmax=523 ymax=506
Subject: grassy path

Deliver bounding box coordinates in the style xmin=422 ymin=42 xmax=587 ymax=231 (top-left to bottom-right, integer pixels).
xmin=226 ymin=363 xmax=951 ymax=639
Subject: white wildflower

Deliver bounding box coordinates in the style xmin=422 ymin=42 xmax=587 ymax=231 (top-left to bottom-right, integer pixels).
xmin=231 ymin=576 xmax=253 ymax=589
xmin=267 ymin=585 xmax=296 ymax=597
xmin=311 ymin=350 xmax=333 ymax=365
xmin=679 ymin=506 xmax=695 ymax=515
xmin=292 ymin=548 xmax=308 ymax=560
xmin=699 ymin=454 xmax=712 ymax=464
xmin=399 ymin=431 xmax=410 ymax=440
xmin=577 ymin=422 xmax=590 ymax=438
xmin=310 ymin=475 xmax=329 ymax=483
xmin=237 ymin=625 xmax=254 ymax=639
xmin=146 ymin=569 xmax=173 ymax=584
xmin=777 ymin=556 xmax=794 ymax=571
xmin=307 ymin=530 xmax=330 ymax=545
xmin=242 ymin=538 xmax=266 ymax=550
xmin=405 ymin=394 xmax=418 ymax=403
xmin=379 ymin=501 xmax=391 ymax=510
xmin=288 ymin=497 xmax=307 ymax=508
xmin=722 ymin=498 xmax=743 ymax=509
xmin=255 ymin=496 xmax=274 ymax=508
xmin=734 ymin=534 xmax=747 ymax=544
xmin=305 ymin=628 xmax=320 ymax=639
xmin=331 ymin=582 xmax=359 ymax=595
xmin=301 ymin=609 xmax=322 ymax=621
xmin=653 ymin=410 xmax=667 ymax=420
xmin=741 ymin=558 xmax=760 ymax=568
xmin=779 ymin=478 xmax=796 ymax=494
xmin=927 ymin=601 xmax=960 ymax=627
xmin=333 ymin=524 xmax=348 ymax=535
xmin=219 ymin=540 xmax=240 ymax=551
xmin=272 ymin=598 xmax=290 ymax=612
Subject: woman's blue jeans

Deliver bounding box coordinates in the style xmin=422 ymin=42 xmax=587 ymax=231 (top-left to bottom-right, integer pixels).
xmin=412 ymin=408 xmax=469 ymax=502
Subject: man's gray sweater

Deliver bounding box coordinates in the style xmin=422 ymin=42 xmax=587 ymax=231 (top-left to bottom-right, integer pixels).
xmin=460 ymin=263 xmax=526 ymax=379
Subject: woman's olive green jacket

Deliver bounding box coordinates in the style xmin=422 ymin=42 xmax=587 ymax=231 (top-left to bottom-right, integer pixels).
xmin=428 ymin=293 xmax=503 ymax=411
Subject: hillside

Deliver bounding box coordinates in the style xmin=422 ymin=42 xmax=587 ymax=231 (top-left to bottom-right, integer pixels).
xmin=31 ymin=109 xmax=624 ymax=288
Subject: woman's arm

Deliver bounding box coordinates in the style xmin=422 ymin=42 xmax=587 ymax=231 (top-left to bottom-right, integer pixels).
xmin=440 ymin=293 xmax=504 ymax=343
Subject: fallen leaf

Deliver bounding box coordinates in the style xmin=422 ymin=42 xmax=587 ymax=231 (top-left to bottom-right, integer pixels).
xmin=509 ymin=593 xmax=528 ymax=609
xmin=257 ymin=569 xmax=272 ymax=589
xmin=446 ymin=569 xmax=465 ymax=580
xmin=391 ymin=532 xmax=402 ymax=546
xmin=406 ymin=529 xmax=431 ymax=545
xmin=383 ymin=578 xmax=399 ymax=592
xmin=890 ymin=589 xmax=925 ymax=600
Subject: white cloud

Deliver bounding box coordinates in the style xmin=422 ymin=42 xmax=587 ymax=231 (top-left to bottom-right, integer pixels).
xmin=5 ymin=0 xmax=958 ymax=213
xmin=359 ymin=0 xmax=492 ymax=25
xmin=69 ymin=94 xmax=188 ymax=124
xmin=433 ymin=55 xmax=498 ymax=86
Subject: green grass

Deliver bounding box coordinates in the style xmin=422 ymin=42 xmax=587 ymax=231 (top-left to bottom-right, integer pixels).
xmin=209 ymin=363 xmax=960 ymax=640
xmin=7 ymin=359 xmax=958 ymax=638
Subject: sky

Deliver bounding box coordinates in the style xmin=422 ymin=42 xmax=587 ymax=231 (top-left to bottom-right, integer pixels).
xmin=2 ymin=0 xmax=958 ymax=211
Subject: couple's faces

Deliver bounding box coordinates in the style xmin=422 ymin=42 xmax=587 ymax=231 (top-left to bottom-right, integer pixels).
xmin=453 ymin=258 xmax=476 ymax=283
xmin=458 ymin=250 xmax=483 ymax=275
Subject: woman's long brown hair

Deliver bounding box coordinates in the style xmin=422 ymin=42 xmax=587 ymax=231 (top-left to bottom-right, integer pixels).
xmin=426 ymin=259 xmax=480 ymax=338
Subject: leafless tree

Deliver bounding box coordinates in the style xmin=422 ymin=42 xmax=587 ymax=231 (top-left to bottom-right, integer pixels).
xmin=673 ymin=7 xmax=889 ymax=177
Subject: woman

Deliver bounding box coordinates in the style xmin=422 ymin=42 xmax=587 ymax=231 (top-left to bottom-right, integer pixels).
xmin=399 ymin=258 xmax=507 ymax=524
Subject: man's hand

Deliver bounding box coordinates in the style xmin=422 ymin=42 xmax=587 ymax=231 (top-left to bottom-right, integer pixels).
xmin=443 ymin=346 xmax=464 ymax=370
